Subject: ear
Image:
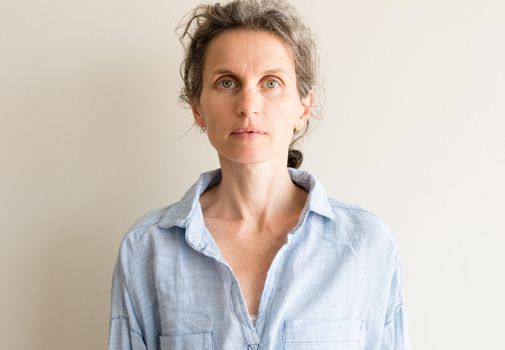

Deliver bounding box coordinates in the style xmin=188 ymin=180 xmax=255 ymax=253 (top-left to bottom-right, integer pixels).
xmin=192 ymin=103 xmax=205 ymax=128
xmin=295 ymin=90 xmax=313 ymax=131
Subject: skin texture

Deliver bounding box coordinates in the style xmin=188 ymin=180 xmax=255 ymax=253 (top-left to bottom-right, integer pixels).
xmin=192 ymin=29 xmax=313 ymax=315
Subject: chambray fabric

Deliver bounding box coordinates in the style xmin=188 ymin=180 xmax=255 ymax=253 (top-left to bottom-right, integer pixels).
xmin=108 ymin=168 xmax=411 ymax=350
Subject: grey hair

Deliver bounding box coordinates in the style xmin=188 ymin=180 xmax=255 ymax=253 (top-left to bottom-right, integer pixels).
xmin=177 ymin=0 xmax=321 ymax=168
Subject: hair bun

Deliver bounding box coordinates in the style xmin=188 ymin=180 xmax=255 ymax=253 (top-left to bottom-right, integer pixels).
xmin=287 ymin=149 xmax=303 ymax=168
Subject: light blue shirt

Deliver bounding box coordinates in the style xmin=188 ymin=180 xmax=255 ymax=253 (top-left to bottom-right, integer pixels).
xmin=109 ymin=168 xmax=410 ymax=349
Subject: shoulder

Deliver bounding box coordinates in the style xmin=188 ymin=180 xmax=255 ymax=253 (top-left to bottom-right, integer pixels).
xmin=326 ymin=198 xmax=400 ymax=260
xmin=126 ymin=204 xmax=174 ymax=233
xmin=116 ymin=202 xmax=181 ymax=263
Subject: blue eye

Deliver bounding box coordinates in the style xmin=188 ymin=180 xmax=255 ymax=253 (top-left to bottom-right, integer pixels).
xmin=265 ymin=79 xmax=280 ymax=89
xmin=218 ymin=79 xmax=236 ymax=89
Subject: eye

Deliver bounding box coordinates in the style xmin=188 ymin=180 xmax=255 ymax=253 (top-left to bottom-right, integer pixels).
xmin=265 ymin=79 xmax=280 ymax=89
xmin=217 ymin=78 xmax=237 ymax=89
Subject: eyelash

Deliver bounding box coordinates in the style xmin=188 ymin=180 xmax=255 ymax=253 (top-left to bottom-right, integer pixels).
xmin=216 ymin=78 xmax=281 ymax=89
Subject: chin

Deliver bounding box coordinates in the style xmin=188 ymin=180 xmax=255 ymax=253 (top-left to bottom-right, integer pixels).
xmin=218 ymin=150 xmax=285 ymax=167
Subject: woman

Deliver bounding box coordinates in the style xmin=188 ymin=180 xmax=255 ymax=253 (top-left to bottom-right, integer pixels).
xmin=108 ymin=0 xmax=411 ymax=349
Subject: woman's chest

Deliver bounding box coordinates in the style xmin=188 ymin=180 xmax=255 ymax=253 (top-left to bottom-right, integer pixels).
xmin=206 ymin=223 xmax=290 ymax=314
xmin=151 ymin=229 xmax=381 ymax=349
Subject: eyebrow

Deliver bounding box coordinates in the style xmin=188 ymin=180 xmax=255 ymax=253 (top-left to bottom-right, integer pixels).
xmin=210 ymin=68 xmax=288 ymax=77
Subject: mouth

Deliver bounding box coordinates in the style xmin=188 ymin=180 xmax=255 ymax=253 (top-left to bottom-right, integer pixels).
xmin=230 ymin=128 xmax=267 ymax=139
xmin=231 ymin=128 xmax=267 ymax=135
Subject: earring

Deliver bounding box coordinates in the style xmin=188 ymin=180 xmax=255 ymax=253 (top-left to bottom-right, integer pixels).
xmin=201 ymin=125 xmax=207 ymax=132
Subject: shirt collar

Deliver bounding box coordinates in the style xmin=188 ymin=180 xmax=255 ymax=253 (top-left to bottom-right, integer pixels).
xmin=157 ymin=167 xmax=336 ymax=231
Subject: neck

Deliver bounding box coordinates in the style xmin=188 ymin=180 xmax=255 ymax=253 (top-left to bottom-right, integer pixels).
xmin=200 ymin=156 xmax=307 ymax=226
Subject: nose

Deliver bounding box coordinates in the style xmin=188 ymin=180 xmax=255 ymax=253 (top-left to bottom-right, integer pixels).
xmin=235 ymin=88 xmax=261 ymax=117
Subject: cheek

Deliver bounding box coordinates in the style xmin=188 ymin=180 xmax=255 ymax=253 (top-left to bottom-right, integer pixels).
xmin=199 ymin=96 xmax=228 ymax=122
xmin=270 ymin=88 xmax=304 ymax=111
xmin=269 ymin=115 xmax=296 ymax=141
xmin=268 ymin=97 xmax=304 ymax=127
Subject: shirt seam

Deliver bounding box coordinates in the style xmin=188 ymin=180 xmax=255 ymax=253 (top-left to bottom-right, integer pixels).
xmin=259 ymin=250 xmax=285 ymax=340
xmin=110 ymin=315 xmax=144 ymax=338
xmin=230 ymin=280 xmax=257 ymax=345
xmin=330 ymin=201 xmax=379 ymax=217
xmin=117 ymin=246 xmax=147 ymax=339
xmin=384 ymin=303 xmax=404 ymax=326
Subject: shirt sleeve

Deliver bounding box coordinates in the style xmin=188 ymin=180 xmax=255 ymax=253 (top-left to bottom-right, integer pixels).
xmin=379 ymin=251 xmax=411 ymax=350
xmin=108 ymin=254 xmax=146 ymax=350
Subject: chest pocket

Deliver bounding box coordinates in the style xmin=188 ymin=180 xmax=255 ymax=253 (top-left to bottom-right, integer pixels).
xmin=159 ymin=331 xmax=214 ymax=350
xmin=283 ymin=319 xmax=363 ymax=350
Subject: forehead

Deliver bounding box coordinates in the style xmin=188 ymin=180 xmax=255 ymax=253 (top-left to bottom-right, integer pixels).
xmin=202 ymin=29 xmax=296 ymax=76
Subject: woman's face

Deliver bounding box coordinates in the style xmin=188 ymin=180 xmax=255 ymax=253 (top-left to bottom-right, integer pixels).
xmin=192 ymin=29 xmax=311 ymax=166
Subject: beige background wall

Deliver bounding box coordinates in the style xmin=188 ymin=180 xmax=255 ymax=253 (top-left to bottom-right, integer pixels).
xmin=1 ymin=0 xmax=504 ymax=349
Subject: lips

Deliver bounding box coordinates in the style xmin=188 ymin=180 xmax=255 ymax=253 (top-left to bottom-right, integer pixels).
xmin=231 ymin=128 xmax=267 ymax=135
